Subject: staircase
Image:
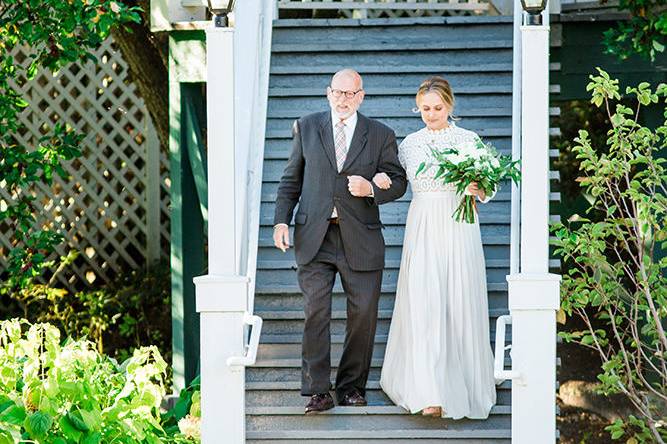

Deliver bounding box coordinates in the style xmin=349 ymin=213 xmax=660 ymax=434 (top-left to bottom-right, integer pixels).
xmin=247 ymin=16 xmax=543 ymax=443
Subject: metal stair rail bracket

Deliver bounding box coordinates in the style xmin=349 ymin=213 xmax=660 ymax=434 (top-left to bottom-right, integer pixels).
xmin=227 ymin=312 xmax=264 ymax=370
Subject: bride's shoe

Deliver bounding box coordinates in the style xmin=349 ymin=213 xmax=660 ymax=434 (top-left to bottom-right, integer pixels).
xmin=421 ymin=406 xmax=442 ymax=417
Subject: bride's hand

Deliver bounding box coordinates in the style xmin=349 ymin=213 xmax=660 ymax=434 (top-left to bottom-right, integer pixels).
xmin=372 ymin=172 xmax=392 ymax=190
xmin=467 ymin=182 xmax=486 ymax=201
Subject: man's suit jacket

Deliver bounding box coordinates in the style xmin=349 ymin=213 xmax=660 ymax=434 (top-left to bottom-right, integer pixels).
xmin=274 ymin=111 xmax=407 ymax=271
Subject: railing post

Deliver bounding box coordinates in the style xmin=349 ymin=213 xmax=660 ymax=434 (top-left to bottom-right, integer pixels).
xmin=194 ymin=24 xmax=248 ymax=444
xmin=504 ymin=12 xmax=561 ymax=444
xmin=507 ymin=274 xmax=560 ymax=443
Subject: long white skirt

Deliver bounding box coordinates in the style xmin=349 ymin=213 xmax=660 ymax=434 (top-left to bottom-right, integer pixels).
xmin=380 ymin=191 xmax=497 ymax=419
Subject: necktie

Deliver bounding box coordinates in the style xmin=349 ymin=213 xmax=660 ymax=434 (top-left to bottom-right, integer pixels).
xmin=334 ymin=120 xmax=347 ymax=172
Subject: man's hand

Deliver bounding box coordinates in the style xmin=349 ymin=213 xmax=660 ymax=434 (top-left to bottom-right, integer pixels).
xmin=273 ymin=224 xmax=290 ymax=252
xmin=347 ymin=175 xmax=373 ymax=197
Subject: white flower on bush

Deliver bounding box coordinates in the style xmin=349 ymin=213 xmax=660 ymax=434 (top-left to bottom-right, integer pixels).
xmin=178 ymin=414 xmax=201 ymax=440
xmin=490 ymin=156 xmax=500 ymax=168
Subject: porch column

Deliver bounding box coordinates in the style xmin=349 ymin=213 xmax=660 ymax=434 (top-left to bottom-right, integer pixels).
xmin=507 ymin=18 xmax=561 ymax=444
xmin=194 ymin=25 xmax=248 ymax=443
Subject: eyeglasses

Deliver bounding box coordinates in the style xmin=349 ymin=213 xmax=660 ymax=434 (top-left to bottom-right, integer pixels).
xmin=329 ymin=87 xmax=363 ymax=99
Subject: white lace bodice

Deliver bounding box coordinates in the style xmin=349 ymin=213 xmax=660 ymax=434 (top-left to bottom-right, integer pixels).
xmin=398 ymin=123 xmax=483 ymax=194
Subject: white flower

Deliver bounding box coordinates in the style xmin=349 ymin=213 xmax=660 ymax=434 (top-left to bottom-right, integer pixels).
xmin=178 ymin=414 xmax=201 ymax=440
xmin=458 ymin=141 xmax=481 ymax=160
xmin=446 ymin=153 xmax=467 ymax=165
xmin=490 ymin=157 xmax=500 ymax=168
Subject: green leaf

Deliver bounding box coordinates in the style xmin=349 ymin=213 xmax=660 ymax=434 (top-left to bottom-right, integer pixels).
xmin=24 ymin=411 xmax=52 ymax=437
xmin=652 ymin=40 xmax=665 ymax=53
xmin=0 ymin=430 xmax=14 ymax=444
xmin=66 ymin=411 xmax=89 ymax=432
xmin=79 ymin=409 xmax=102 ymax=431
xmin=82 ymin=431 xmax=102 ymax=444
xmin=59 ymin=415 xmax=83 ymax=442
xmin=0 ymin=404 xmax=26 ymax=426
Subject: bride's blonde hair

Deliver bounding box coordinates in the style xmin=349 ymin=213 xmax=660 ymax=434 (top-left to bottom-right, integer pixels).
xmin=415 ymin=76 xmax=456 ymax=117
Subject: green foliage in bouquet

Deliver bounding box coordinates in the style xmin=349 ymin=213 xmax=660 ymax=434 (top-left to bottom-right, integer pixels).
xmin=416 ymin=137 xmax=521 ymax=223
xmin=552 ymin=68 xmax=667 ymax=443
xmin=0 ymin=0 xmax=140 ymax=294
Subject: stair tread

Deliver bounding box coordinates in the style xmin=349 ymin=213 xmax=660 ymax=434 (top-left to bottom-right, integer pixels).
xmin=273 ymin=17 xmax=515 ymax=27
xmin=256 ymin=259 xmax=560 ymax=270
xmin=247 ymin=429 xmax=511 ymax=439
xmin=247 ymin=405 xmax=511 ymax=415
xmin=257 ymin=334 xmax=506 ymax=345
xmin=246 ymin=380 xmax=512 ymax=390
xmin=250 ymin=357 xmax=515 ymax=368
xmin=270 ymin=62 xmax=560 ymax=74
xmin=256 ymin=308 xmax=508 ymax=320
xmin=267 ymin=107 xmax=517 ymax=119
xmin=272 ymin=40 xmax=513 ymax=53
xmin=254 ymin=282 xmax=508 ymax=293
xmin=266 ymin=128 xmax=511 ymax=139
xmin=269 ymin=86 xmax=512 ymax=96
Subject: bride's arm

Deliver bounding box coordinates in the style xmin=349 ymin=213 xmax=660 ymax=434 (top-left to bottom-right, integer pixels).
xmin=478 ymin=186 xmax=496 ymax=203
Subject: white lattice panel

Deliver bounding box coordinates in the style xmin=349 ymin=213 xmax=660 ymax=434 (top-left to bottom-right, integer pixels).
xmin=1 ymin=37 xmax=169 ymax=292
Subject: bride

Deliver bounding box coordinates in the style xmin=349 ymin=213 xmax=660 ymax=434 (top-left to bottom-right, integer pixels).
xmin=377 ymin=76 xmax=497 ymax=419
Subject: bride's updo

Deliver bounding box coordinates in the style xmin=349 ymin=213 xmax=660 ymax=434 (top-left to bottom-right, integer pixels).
xmin=415 ymin=76 xmax=455 ymax=112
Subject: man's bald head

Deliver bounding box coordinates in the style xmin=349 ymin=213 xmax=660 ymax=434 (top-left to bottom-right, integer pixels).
xmin=331 ymin=69 xmax=363 ymax=90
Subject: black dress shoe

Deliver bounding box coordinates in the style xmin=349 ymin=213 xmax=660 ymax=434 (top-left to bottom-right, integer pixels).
xmin=338 ymin=389 xmax=367 ymax=406
xmin=305 ymin=393 xmax=334 ymax=414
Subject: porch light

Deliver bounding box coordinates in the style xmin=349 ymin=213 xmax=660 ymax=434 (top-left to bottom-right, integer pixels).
xmin=520 ymin=0 xmax=547 ymax=24
xmin=207 ymin=0 xmax=235 ymax=27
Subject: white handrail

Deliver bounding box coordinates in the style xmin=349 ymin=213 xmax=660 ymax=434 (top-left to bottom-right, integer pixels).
xmin=494 ymin=315 xmax=521 ymax=382
xmin=244 ymin=0 xmax=275 ymax=316
xmin=227 ymin=312 xmax=264 ymax=368
xmin=510 ymin=0 xmax=522 ymax=275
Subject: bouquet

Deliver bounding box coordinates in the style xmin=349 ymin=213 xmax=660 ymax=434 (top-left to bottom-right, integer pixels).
xmin=416 ymin=137 xmax=521 ymax=224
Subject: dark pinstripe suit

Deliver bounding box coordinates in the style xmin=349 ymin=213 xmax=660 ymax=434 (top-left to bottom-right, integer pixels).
xmin=274 ymin=111 xmax=407 ymax=398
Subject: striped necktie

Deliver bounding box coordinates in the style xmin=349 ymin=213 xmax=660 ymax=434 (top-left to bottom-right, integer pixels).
xmin=334 ymin=120 xmax=347 ymax=172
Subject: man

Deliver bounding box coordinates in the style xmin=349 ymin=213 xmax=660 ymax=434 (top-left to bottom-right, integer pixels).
xmin=273 ymin=69 xmax=407 ymax=414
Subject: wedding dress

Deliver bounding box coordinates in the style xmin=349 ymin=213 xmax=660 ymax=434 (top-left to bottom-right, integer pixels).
xmin=380 ymin=122 xmax=497 ymax=419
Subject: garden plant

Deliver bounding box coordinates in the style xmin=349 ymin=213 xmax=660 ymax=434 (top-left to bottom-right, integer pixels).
xmin=553 ymin=69 xmax=667 ymax=443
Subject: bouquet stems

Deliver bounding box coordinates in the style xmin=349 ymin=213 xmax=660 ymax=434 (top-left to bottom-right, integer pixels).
xmin=453 ymin=195 xmax=477 ymax=224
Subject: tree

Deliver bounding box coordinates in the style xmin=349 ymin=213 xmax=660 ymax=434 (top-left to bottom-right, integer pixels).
xmin=111 ymin=0 xmax=169 ymax=150
xmin=604 ymin=0 xmax=667 ymax=61
xmin=0 ymin=0 xmax=141 ymax=293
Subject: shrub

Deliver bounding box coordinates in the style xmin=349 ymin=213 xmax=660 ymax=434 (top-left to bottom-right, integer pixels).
xmin=0 ymin=319 xmax=170 ymax=442
xmin=553 ymin=69 xmax=667 ymax=442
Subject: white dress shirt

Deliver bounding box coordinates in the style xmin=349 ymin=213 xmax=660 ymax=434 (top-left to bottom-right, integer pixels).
xmin=331 ymin=112 xmax=359 ymax=218
xmin=275 ymin=112 xmax=373 ymax=230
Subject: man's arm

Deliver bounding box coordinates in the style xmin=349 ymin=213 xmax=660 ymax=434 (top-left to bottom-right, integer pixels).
xmin=367 ymin=129 xmax=407 ymax=205
xmin=274 ymin=119 xmax=305 ymax=225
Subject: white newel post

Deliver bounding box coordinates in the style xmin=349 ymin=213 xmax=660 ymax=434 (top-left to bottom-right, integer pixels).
xmin=504 ymin=19 xmax=561 ymax=444
xmin=194 ymin=25 xmax=248 ymax=443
